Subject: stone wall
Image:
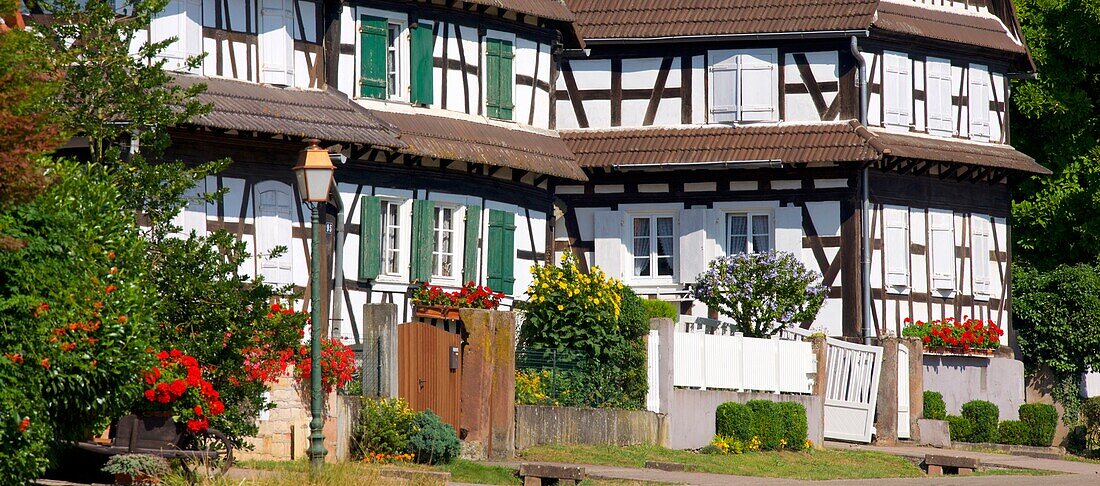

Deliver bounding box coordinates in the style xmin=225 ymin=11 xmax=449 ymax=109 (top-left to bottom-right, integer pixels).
xmin=515 ymin=405 xmax=667 ymax=450
xmin=235 ymin=374 xmax=359 ymax=462
xmin=667 ymin=389 xmax=824 ymax=450
xmin=924 ymin=355 xmax=1025 ymax=420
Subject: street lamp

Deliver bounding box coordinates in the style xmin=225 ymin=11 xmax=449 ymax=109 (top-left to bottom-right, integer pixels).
xmin=293 ymin=139 xmax=335 ymax=471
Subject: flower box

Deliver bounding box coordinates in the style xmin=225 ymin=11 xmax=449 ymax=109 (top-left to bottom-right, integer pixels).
xmin=414 ymin=305 xmax=462 ymax=321
xmin=925 ymin=346 xmax=995 ymax=357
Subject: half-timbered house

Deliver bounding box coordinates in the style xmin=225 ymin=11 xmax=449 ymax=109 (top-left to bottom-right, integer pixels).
xmin=132 ymin=0 xmax=585 ymax=345
xmin=551 ymin=0 xmax=1048 ymax=342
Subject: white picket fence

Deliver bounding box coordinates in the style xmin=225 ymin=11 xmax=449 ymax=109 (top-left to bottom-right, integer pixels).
xmin=671 ymin=331 xmax=816 ymax=394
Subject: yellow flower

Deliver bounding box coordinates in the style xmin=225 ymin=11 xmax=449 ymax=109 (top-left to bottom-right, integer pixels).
xmin=557 ymin=305 xmax=564 ymax=311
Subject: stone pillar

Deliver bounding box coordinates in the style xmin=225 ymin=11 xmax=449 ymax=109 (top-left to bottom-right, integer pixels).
xmin=907 ymin=337 xmax=925 ymax=442
xmin=810 ymin=335 xmax=828 ymax=397
xmin=459 ymin=309 xmax=516 ymax=460
xmin=654 ymin=318 xmax=675 ymax=418
xmin=875 ymin=337 xmax=899 ymax=446
xmin=362 ymin=303 xmax=398 ymax=398
xmin=489 ymin=311 xmax=516 ymax=460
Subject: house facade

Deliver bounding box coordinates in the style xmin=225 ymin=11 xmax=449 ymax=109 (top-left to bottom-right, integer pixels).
xmin=129 ymin=0 xmax=1045 ymax=344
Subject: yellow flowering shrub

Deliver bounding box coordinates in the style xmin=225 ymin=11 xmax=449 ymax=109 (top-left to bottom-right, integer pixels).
xmin=520 ymin=253 xmax=625 ymax=358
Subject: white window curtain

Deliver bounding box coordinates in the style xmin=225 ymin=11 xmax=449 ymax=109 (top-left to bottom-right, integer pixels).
xmin=969 ymin=64 xmax=991 ymax=142
xmin=926 ymin=57 xmax=954 ymax=137
xmin=883 ymin=51 xmax=912 ymax=131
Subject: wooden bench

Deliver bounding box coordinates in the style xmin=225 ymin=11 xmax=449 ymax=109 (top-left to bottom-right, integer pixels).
xmin=925 ymin=454 xmax=980 ymax=475
xmin=519 ymin=464 xmax=585 ymax=486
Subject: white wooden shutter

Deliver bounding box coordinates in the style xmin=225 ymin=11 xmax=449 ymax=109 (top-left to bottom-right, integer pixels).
xmin=930 ymin=209 xmax=955 ymax=291
xmin=773 ymin=206 xmax=803 ymax=259
xmin=972 ymin=214 xmax=991 ymax=298
xmin=678 ymin=209 xmax=707 ymax=283
xmin=968 ymin=64 xmax=990 ymax=142
xmin=884 ymin=205 xmax=910 ymax=287
xmin=259 ymin=0 xmax=295 ymax=86
xmin=709 ymin=50 xmax=739 ymax=123
xmin=738 ymin=49 xmax=778 ymax=122
xmin=883 ymin=51 xmax=910 ymax=130
xmin=257 ymin=189 xmax=293 ymax=284
xmin=151 ymin=0 xmax=185 ymax=71
xmin=926 ymin=57 xmax=953 ymax=137
xmin=182 ymin=0 xmax=202 ymax=73
xmin=593 ymin=210 xmax=624 ymax=280
xmin=705 ymin=209 xmax=722 ymax=262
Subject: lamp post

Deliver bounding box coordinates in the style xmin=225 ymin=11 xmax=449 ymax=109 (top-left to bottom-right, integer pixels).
xmin=293 ymin=139 xmax=335 ymax=471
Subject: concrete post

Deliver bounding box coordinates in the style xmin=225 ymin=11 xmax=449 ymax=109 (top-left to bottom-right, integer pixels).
xmin=361 ymin=303 xmax=398 ymax=398
xmin=488 ymin=310 xmax=516 ymax=460
xmin=907 ymin=337 xmax=925 ymax=442
xmin=654 ymin=318 xmax=675 ymax=418
xmin=875 ymin=337 xmax=899 ymax=446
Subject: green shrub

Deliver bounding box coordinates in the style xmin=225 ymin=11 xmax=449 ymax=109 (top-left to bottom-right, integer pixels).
xmin=947 ymin=415 xmax=972 ymax=442
xmin=1019 ymin=403 xmax=1058 ymax=447
xmin=746 ymin=400 xmax=783 ymax=450
xmin=101 ymin=454 xmax=170 ymax=477
xmin=641 ymin=299 xmax=678 ymax=321
xmin=715 ymin=402 xmax=754 ymax=442
xmin=408 ymin=410 xmax=460 ymax=465
xmin=997 ymin=420 xmax=1030 ymax=446
xmin=1081 ymin=396 xmax=1100 ymax=451
xmin=776 ymin=402 xmax=809 ymax=450
xmin=353 ymin=398 xmax=416 ymax=458
xmin=923 ymin=391 xmax=947 ymax=420
xmin=961 ymin=400 xmax=1000 ymax=443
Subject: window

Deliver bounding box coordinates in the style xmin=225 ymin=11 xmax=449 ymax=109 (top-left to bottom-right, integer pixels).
xmin=883 ymin=51 xmax=912 ymax=131
xmin=930 ymin=209 xmax=955 ymax=292
xmin=926 ymin=57 xmax=953 ymax=137
xmin=485 ymin=37 xmax=514 ymax=120
xmin=884 ymin=205 xmax=910 ymax=288
xmin=727 ymin=213 xmax=771 ymax=254
xmin=432 ymin=206 xmax=456 ymax=278
xmin=152 ymin=0 xmax=203 ymax=74
xmin=359 ymin=14 xmax=433 ymax=104
xmin=386 ymin=23 xmax=401 ymax=98
xmin=381 ymin=200 xmax=402 ymax=275
xmin=708 ymin=49 xmax=778 ymax=123
xmin=256 ymin=186 xmax=294 ymax=285
xmin=972 ymin=214 xmax=992 ymax=299
xmin=969 ymin=64 xmax=991 ymax=142
xmin=632 ymin=215 xmax=675 ymax=278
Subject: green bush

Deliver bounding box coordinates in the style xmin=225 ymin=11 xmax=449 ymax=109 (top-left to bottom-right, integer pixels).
xmin=715 ymin=402 xmax=754 ymax=442
xmin=776 ymin=401 xmax=809 ymax=450
xmin=961 ymin=400 xmax=1000 ymax=443
xmin=101 ymin=454 xmax=170 ymax=477
xmin=1081 ymin=396 xmax=1100 ymax=452
xmin=947 ymin=415 xmax=972 ymax=442
xmin=923 ymin=391 xmax=947 ymax=420
xmin=408 ymin=410 xmax=460 ymax=465
xmin=641 ymin=299 xmax=678 ymax=321
xmin=997 ymin=420 xmax=1030 ymax=446
xmin=353 ymin=398 xmax=416 ymax=458
xmin=746 ymin=400 xmax=783 ymax=450
xmin=1019 ymin=403 xmax=1058 ymax=447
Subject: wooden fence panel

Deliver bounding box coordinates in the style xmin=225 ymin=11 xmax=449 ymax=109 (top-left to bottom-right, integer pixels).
xmin=398 ymin=322 xmax=462 ymax=431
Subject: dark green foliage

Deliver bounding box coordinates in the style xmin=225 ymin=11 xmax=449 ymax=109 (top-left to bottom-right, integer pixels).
xmin=641 ymin=299 xmax=679 ymax=321
xmin=961 ymin=400 xmax=1000 ymax=443
xmin=776 ymin=402 xmax=809 ymax=451
xmin=408 ymin=410 xmax=460 ymax=465
xmin=101 ymin=454 xmax=170 ymax=477
xmin=746 ymin=400 xmax=783 ymax=450
xmin=699 ymin=444 xmax=722 ymax=455
xmin=947 ymin=415 xmax=972 ymax=443
xmin=1081 ymin=397 xmax=1100 ymax=452
xmin=353 ymin=398 xmax=416 ymax=458
xmin=1019 ymin=403 xmax=1058 ymax=447
xmin=997 ymin=420 xmax=1030 ymax=446
xmin=715 ymin=402 xmax=754 ymax=442
xmin=923 ymin=391 xmax=947 ymax=420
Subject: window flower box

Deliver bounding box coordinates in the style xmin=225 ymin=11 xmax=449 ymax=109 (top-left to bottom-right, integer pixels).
xmin=902 ymin=317 xmax=1003 ymax=356
xmin=413 ymin=305 xmax=463 ymax=321
xmin=924 ymin=346 xmax=995 ymax=357
xmin=411 ymin=282 xmax=504 ymax=320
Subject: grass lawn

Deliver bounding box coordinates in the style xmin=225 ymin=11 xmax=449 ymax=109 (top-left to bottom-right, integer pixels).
xmin=236 ymin=458 xmax=522 ymax=485
xmin=519 ymin=444 xmax=925 ymax=481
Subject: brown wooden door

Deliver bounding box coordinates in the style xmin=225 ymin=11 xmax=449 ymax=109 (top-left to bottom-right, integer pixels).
xmin=398 ymin=322 xmax=462 ymax=431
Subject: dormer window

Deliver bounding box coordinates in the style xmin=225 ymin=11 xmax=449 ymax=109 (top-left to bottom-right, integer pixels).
xmin=358 ymin=11 xmax=434 ymax=105
xmin=707 ymin=49 xmax=779 ymax=123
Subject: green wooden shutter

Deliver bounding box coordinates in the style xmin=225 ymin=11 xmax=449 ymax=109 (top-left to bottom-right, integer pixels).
xmin=410 ymin=199 xmax=435 ymax=282
xmin=485 ymin=39 xmax=501 ymax=118
xmin=359 ymin=15 xmax=387 ymax=99
xmin=486 ymin=209 xmax=516 ymax=294
xmin=358 ymin=196 xmax=382 ymax=280
xmin=410 ymin=23 xmax=434 ymax=106
xmin=462 ymin=205 xmax=481 ymax=284
xmin=498 ymin=40 xmax=514 ymax=120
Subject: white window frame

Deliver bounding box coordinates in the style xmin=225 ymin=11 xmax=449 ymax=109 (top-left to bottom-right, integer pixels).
xmin=628 ymin=213 xmax=677 ymax=283
xmin=356 ymin=8 xmax=410 ymax=102
xmin=707 ymin=48 xmax=779 ymax=124
xmin=883 ymin=50 xmax=912 ymax=132
xmin=725 ymin=212 xmax=773 ymax=255
xmin=377 ymin=197 xmax=412 ymax=283
xmin=430 ymin=204 xmax=465 ymax=285
xmin=925 ymin=57 xmax=954 ymax=137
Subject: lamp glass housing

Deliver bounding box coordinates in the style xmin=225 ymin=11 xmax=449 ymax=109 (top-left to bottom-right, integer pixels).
xmin=294 ymin=142 xmax=335 ymax=203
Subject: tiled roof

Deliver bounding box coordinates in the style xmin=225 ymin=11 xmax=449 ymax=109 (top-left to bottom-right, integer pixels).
xmin=462 ymin=0 xmax=574 ymax=21
xmin=561 ymin=120 xmax=1049 ymax=174
xmin=874 ymin=0 xmax=1026 ymax=54
xmin=372 ymin=111 xmax=587 ymax=180
xmin=173 ymin=74 xmax=404 ymax=148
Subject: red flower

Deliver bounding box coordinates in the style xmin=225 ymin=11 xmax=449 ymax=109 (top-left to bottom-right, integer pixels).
xmin=186 ymin=418 xmax=209 ymax=433
xmin=104 ymin=284 xmax=117 ymax=294
xmin=5 ymin=353 xmax=23 ymax=364
xmin=211 ymin=400 xmax=225 ymax=415
xmin=170 ymin=349 xmax=182 ymax=358
xmin=39 ymin=358 xmax=49 ymax=369
xmin=271 ymin=303 xmax=282 ymax=312
xmin=17 ymin=417 xmax=30 ymax=433
xmin=145 ymin=389 xmax=156 ymax=401
xmin=194 ymin=405 xmax=203 ymax=416
xmin=922 ymin=336 xmax=931 ymax=344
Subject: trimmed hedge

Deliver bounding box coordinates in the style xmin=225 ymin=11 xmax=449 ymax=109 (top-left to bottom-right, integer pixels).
xmin=961 ymin=400 xmax=1000 ymax=443
xmin=1019 ymin=403 xmax=1057 ymax=447
xmin=997 ymin=420 xmax=1029 ymax=446
xmin=714 ymin=400 xmax=808 ymax=451
xmin=947 ymin=415 xmax=972 ymax=443
xmin=715 ymin=402 xmax=753 ymax=442
xmin=641 ymin=299 xmax=679 ymax=320
xmin=923 ymin=391 xmax=947 ymax=420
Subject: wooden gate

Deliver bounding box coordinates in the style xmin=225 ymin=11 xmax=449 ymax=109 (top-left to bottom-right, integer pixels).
xmin=822 ymin=337 xmax=882 ymax=443
xmin=398 ymin=322 xmax=462 ymax=431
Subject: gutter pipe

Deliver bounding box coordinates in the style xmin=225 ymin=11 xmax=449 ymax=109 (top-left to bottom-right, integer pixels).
xmin=851 ymin=35 xmax=873 ymax=345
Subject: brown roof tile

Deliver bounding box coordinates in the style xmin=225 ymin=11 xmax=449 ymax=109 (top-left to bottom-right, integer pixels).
xmin=561 ymin=121 xmax=1049 ymax=174
xmin=372 ymin=111 xmax=586 ymax=180
xmin=873 ymin=1 xmax=1026 ymax=54
xmin=173 ymin=74 xmax=404 ymax=148
xmin=462 ymin=0 xmax=574 ymax=21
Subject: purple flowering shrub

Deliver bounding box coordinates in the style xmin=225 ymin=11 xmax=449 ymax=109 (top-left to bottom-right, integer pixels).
xmin=692 ymin=251 xmax=828 ymax=337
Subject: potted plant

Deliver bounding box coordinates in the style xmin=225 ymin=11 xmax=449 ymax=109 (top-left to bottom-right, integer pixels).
xmin=101 ymin=454 xmax=170 ymax=485
xmin=411 ymin=281 xmax=504 ymax=320
xmin=131 ymin=349 xmax=226 ymax=447
xmin=901 ymin=317 xmax=1003 ymax=356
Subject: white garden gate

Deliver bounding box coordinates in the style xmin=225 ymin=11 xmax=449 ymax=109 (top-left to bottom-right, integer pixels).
xmin=822 ymin=337 xmax=882 ymax=443
xmin=898 ymin=342 xmax=911 ymax=439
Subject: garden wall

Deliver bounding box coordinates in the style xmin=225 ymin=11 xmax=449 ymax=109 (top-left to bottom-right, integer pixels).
xmin=667 ymin=389 xmax=824 ymax=449
xmin=235 ymin=374 xmax=359 ymax=462
xmin=924 ymin=355 xmax=1025 ymax=420
xmin=514 ymin=405 xmax=667 ymax=450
